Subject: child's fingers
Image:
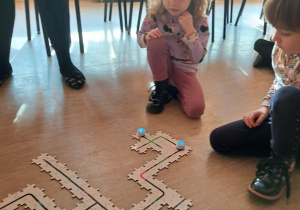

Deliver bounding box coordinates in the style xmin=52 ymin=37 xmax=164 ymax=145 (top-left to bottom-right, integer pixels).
xmin=243 ymin=115 xmax=252 ymax=128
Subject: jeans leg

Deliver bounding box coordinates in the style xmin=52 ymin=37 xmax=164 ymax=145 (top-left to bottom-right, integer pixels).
xmin=0 ymin=0 xmax=15 ymax=73
xmin=270 ymin=86 xmax=300 ymax=158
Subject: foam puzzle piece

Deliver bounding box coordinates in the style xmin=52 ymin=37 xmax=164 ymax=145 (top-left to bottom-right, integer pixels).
xmin=0 ymin=130 xmax=192 ymax=210
xmin=32 ymin=153 xmax=122 ymax=210
xmin=129 ymin=131 xmax=193 ymax=210
xmin=0 ymin=184 xmax=60 ymax=210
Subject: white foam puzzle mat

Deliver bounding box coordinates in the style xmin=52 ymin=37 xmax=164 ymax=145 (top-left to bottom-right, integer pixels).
xmin=0 ymin=130 xmax=192 ymax=210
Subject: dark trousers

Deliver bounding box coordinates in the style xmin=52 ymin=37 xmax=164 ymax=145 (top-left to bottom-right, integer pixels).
xmin=0 ymin=0 xmax=72 ymax=74
xmin=210 ymin=86 xmax=300 ymax=159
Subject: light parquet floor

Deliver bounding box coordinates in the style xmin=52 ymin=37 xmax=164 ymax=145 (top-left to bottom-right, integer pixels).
xmin=1 ymin=1 xmax=299 ymax=209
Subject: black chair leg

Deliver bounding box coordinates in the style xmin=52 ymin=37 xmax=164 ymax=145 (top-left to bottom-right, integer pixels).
xmin=230 ymin=0 xmax=233 ymax=23
xmin=234 ymin=0 xmax=247 ymax=26
xmin=104 ymin=0 xmax=108 ymax=22
xmin=136 ymin=0 xmax=144 ymax=34
xmin=117 ymin=0 xmax=124 ymax=32
xmin=212 ymin=0 xmax=215 ymax=42
xmin=75 ymin=0 xmax=84 ymax=53
xmin=25 ymin=0 xmax=31 ymax=41
xmin=260 ymin=0 xmax=267 ymax=19
xmin=33 ymin=0 xmax=41 ymax=34
xmin=128 ymin=0 xmax=134 ymax=35
xmin=263 ymin=20 xmax=267 ymax=35
xmin=109 ymin=0 xmax=113 ymax=21
xmin=223 ymin=0 xmax=228 ymax=39
xmin=123 ymin=0 xmax=128 ymax=30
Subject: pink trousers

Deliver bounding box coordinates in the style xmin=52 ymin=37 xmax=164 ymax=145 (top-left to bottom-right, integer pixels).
xmin=147 ymin=37 xmax=205 ymax=118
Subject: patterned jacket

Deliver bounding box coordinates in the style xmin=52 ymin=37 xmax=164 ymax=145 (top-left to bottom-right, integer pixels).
xmin=262 ymin=45 xmax=300 ymax=106
xmin=137 ymin=12 xmax=210 ymax=72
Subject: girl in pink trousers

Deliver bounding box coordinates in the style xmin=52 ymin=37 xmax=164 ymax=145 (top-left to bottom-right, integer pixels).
xmin=137 ymin=0 xmax=209 ymax=118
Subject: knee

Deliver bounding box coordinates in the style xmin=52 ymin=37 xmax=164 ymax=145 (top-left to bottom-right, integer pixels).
xmin=184 ymin=101 xmax=205 ymax=119
xmin=210 ymin=128 xmax=231 ymax=153
xmin=210 ymin=129 xmax=222 ymax=152
xmin=271 ymin=86 xmax=300 ymax=112
xmin=254 ymin=39 xmax=268 ymax=52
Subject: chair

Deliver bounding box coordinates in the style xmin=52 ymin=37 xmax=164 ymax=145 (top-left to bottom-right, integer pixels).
xmin=24 ymin=0 xmax=84 ymax=56
xmin=206 ymin=0 xmax=216 ymax=42
xmin=234 ymin=0 xmax=267 ymax=35
xmin=127 ymin=0 xmax=148 ymax=35
xmin=222 ymin=0 xmax=235 ymax=39
xmin=103 ymin=0 xmax=126 ymax=32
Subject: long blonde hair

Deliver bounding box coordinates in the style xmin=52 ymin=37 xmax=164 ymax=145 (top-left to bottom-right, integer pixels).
xmin=148 ymin=0 xmax=207 ymax=25
xmin=264 ymin=0 xmax=300 ymax=32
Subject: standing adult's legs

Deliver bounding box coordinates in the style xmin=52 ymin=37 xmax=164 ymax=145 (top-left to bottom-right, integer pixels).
xmin=36 ymin=0 xmax=85 ymax=89
xmin=0 ymin=0 xmax=14 ymax=86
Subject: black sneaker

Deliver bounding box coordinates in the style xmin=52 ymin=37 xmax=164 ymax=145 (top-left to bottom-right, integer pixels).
xmin=248 ymin=155 xmax=295 ymax=201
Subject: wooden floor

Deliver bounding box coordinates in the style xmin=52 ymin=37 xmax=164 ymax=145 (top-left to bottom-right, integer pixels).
xmin=1 ymin=0 xmax=299 ymax=209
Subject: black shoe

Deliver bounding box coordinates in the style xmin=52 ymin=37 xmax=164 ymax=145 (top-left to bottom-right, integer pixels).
xmin=146 ymin=79 xmax=172 ymax=114
xmin=248 ymin=155 xmax=295 ymax=201
xmin=0 ymin=64 xmax=13 ymax=86
xmin=61 ymin=67 xmax=86 ymax=90
xmin=146 ymin=90 xmax=172 ymax=113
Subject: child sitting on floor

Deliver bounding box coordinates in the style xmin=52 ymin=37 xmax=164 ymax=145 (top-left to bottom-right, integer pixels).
xmin=210 ymin=0 xmax=300 ymax=202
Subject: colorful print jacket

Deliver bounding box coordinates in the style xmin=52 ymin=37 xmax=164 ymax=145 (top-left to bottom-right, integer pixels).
xmin=262 ymin=45 xmax=300 ymax=106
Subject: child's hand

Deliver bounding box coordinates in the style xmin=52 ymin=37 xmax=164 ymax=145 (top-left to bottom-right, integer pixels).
xmin=243 ymin=106 xmax=270 ymax=128
xmin=178 ymin=11 xmax=194 ymax=37
xmin=145 ymin=29 xmax=163 ymax=42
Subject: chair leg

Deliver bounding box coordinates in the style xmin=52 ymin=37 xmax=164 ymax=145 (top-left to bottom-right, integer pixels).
xmin=230 ymin=0 xmax=233 ymax=23
xmin=128 ymin=0 xmax=134 ymax=35
xmin=25 ymin=0 xmax=31 ymax=41
xmin=260 ymin=0 xmax=267 ymax=19
xmin=263 ymin=20 xmax=267 ymax=35
xmin=104 ymin=0 xmax=108 ymax=22
xmin=212 ymin=0 xmax=215 ymax=42
xmin=136 ymin=0 xmax=144 ymax=34
xmin=109 ymin=0 xmax=113 ymax=21
xmin=223 ymin=0 xmax=228 ymax=39
xmin=75 ymin=0 xmax=84 ymax=53
xmin=234 ymin=0 xmax=247 ymax=26
xmin=206 ymin=0 xmax=211 ymax=15
xmin=123 ymin=0 xmax=128 ymax=30
xmin=33 ymin=0 xmax=41 ymax=34
xmin=117 ymin=0 xmax=124 ymax=32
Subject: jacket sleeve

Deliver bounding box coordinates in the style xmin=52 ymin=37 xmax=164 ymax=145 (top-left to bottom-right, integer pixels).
xmin=137 ymin=16 xmax=157 ymax=48
xmin=261 ymin=78 xmax=277 ymax=107
xmin=181 ymin=16 xmax=210 ymax=63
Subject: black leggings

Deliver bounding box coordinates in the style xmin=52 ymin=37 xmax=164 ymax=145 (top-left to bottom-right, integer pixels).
xmin=0 ymin=0 xmax=72 ymax=73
